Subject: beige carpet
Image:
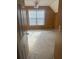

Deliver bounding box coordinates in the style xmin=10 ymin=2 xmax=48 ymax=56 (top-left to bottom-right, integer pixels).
xmin=27 ymin=30 xmax=56 ymax=59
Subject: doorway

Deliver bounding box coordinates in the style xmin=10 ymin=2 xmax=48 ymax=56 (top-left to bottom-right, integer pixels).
xmin=17 ymin=0 xmax=62 ymax=59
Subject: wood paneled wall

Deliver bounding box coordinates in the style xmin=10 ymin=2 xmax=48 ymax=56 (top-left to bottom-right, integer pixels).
xmin=54 ymin=32 xmax=62 ymax=59
xmin=54 ymin=0 xmax=62 ymax=59
xmin=54 ymin=13 xmax=60 ymax=30
xmin=18 ymin=6 xmax=55 ymax=30
xmin=54 ymin=0 xmax=62 ymax=31
xmin=17 ymin=5 xmax=62 ymax=30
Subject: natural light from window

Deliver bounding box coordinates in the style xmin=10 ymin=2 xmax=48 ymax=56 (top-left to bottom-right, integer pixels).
xmin=28 ymin=10 xmax=45 ymax=25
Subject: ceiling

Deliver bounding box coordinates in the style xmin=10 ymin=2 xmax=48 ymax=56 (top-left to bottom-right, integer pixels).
xmin=24 ymin=0 xmax=59 ymax=13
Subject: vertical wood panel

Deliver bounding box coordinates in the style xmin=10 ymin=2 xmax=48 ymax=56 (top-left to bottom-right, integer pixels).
xmin=54 ymin=0 xmax=62 ymax=59
xmin=54 ymin=32 xmax=62 ymax=59
xmin=54 ymin=13 xmax=60 ymax=30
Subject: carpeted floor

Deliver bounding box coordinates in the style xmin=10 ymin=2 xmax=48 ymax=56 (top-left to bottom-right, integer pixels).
xmin=26 ymin=30 xmax=56 ymax=59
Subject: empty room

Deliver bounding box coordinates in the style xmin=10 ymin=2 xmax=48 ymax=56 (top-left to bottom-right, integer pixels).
xmin=17 ymin=0 xmax=62 ymax=59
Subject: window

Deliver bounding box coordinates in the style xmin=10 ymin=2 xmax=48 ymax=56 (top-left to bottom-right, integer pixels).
xmin=28 ymin=10 xmax=45 ymax=25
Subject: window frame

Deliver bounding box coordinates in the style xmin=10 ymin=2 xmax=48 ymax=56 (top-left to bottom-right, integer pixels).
xmin=28 ymin=9 xmax=45 ymax=26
